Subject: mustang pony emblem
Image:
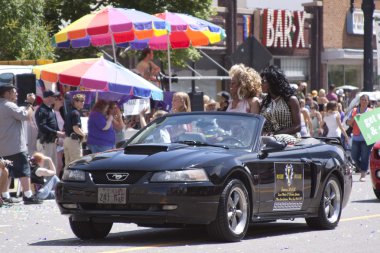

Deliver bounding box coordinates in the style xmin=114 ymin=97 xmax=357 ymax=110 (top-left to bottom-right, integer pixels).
xmin=285 ymin=164 xmax=294 ymax=187
xmin=106 ymin=173 xmax=129 ymax=181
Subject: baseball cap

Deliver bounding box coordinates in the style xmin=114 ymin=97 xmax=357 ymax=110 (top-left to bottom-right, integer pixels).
xmin=43 ymin=90 xmax=60 ymax=98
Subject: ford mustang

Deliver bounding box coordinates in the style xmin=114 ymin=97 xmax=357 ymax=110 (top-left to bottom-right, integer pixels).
xmin=56 ymin=112 xmax=353 ymax=242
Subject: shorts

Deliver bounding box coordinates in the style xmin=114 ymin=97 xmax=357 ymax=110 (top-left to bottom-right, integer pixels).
xmin=3 ymin=152 xmax=30 ymax=178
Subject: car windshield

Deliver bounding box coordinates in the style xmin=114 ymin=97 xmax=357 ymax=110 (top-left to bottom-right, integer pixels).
xmin=127 ymin=113 xmax=261 ymax=150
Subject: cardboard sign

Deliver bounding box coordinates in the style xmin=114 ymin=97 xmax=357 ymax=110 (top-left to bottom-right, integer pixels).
xmin=355 ymin=107 xmax=380 ymax=145
xmin=123 ymin=98 xmax=150 ymax=116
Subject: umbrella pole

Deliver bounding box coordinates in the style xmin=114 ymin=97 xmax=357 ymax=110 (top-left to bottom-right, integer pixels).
xmin=167 ymin=35 xmax=172 ymax=91
xmin=112 ymin=36 xmax=117 ymax=63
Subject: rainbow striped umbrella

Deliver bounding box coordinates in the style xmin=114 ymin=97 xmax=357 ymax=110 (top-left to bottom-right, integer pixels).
xmin=52 ymin=7 xmax=168 ymax=49
xmin=33 ymin=58 xmax=163 ymax=101
xmin=119 ymin=12 xmax=226 ymax=50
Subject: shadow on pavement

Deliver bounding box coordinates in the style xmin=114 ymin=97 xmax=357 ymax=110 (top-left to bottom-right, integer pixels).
xmin=30 ymin=221 xmax=312 ymax=247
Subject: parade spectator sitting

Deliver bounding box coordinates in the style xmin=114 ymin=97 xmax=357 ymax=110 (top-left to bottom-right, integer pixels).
xmin=87 ymin=99 xmax=115 ymax=153
xmin=30 ymin=152 xmax=60 ymax=200
xmin=35 ymin=90 xmax=65 ymax=169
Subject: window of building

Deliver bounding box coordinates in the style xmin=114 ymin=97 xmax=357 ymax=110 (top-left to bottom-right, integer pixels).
xmin=327 ymin=65 xmax=361 ymax=88
xmin=275 ymin=57 xmax=309 ymax=82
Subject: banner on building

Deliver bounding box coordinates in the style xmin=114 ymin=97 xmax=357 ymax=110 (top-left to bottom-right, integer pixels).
xmin=355 ymin=107 xmax=380 ymax=145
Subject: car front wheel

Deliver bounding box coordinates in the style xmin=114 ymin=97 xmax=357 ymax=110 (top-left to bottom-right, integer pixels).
xmin=374 ymin=189 xmax=380 ymax=200
xmin=207 ymin=179 xmax=250 ymax=242
xmin=69 ymin=217 xmax=113 ymax=240
xmin=306 ymin=175 xmax=342 ymax=230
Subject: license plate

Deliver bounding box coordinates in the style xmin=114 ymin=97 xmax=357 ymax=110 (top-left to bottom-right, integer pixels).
xmin=98 ymin=188 xmax=127 ymax=204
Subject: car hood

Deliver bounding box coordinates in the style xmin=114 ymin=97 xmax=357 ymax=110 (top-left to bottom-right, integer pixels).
xmin=69 ymin=143 xmax=241 ymax=171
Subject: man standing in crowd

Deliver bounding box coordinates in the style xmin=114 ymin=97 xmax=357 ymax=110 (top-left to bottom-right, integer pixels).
xmin=63 ymin=94 xmax=86 ymax=168
xmin=0 ymin=84 xmax=42 ymax=204
xmin=35 ymin=90 xmax=65 ymax=168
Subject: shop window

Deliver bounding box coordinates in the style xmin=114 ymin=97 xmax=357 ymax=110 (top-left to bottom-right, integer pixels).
xmin=328 ymin=65 xmax=360 ymax=88
xmin=276 ymin=58 xmax=309 ymax=81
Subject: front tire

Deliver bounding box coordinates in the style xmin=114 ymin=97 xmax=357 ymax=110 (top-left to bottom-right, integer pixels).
xmin=306 ymin=175 xmax=342 ymax=230
xmin=374 ymin=189 xmax=380 ymax=200
xmin=207 ymin=179 xmax=250 ymax=242
xmin=69 ymin=217 xmax=113 ymax=240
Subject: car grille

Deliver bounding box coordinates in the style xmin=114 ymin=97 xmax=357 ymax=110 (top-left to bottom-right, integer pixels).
xmin=90 ymin=171 xmax=145 ymax=185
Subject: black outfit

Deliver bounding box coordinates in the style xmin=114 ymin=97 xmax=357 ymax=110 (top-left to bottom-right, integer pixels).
xmin=35 ymin=103 xmax=59 ymax=144
xmin=64 ymin=108 xmax=82 ymax=140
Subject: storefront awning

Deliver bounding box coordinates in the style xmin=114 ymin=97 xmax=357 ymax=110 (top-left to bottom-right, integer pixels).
xmin=321 ymin=48 xmax=378 ymax=65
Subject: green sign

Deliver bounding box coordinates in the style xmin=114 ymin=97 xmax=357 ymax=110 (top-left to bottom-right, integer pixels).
xmin=355 ymin=107 xmax=380 ymax=145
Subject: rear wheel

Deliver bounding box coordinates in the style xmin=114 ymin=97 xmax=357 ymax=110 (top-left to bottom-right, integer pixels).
xmin=69 ymin=217 xmax=113 ymax=240
xmin=306 ymin=175 xmax=342 ymax=229
xmin=207 ymin=179 xmax=250 ymax=242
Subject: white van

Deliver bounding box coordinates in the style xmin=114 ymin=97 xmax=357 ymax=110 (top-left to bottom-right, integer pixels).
xmin=0 ymin=65 xmax=34 ymax=85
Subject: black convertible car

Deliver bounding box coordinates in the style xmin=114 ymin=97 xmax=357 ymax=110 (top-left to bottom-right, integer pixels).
xmin=56 ymin=112 xmax=353 ymax=242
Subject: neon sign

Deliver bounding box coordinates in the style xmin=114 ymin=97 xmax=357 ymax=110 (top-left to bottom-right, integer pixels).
xmin=262 ymin=9 xmax=306 ymax=48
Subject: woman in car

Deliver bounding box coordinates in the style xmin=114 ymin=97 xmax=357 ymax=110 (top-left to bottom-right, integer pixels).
xmin=227 ymin=64 xmax=261 ymax=114
xmin=260 ymin=65 xmax=301 ymax=143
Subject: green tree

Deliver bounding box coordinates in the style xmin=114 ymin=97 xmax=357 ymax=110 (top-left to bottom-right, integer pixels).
xmin=44 ymin=0 xmax=216 ymax=66
xmin=0 ymin=0 xmax=55 ymax=60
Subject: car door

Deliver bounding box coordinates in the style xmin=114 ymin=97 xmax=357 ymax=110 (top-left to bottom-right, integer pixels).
xmin=247 ymin=147 xmax=313 ymax=214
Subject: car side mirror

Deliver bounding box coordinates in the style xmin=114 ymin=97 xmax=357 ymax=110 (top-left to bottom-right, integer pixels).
xmin=258 ymin=138 xmax=287 ymax=159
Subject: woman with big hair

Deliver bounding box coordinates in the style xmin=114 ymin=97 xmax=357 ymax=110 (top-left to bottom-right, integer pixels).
xmin=260 ymin=65 xmax=301 ymax=137
xmin=227 ymin=64 xmax=261 ymax=113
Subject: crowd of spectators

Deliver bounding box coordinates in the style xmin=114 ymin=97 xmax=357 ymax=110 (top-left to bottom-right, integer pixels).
xmin=0 ymin=63 xmax=375 ymax=207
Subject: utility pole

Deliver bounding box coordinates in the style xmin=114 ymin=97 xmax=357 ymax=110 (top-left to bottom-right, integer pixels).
xmin=361 ymin=0 xmax=375 ymax=91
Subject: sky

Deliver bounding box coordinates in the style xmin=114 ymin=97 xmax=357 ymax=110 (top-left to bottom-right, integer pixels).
xmin=246 ymin=0 xmax=314 ymax=11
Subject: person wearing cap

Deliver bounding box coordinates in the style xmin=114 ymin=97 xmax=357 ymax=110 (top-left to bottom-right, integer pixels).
xmin=35 ymin=90 xmax=65 ymax=169
xmin=0 ymin=84 xmax=42 ymax=204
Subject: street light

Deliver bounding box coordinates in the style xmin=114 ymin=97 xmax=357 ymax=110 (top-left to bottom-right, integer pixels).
xmin=352 ymin=0 xmax=375 ymax=91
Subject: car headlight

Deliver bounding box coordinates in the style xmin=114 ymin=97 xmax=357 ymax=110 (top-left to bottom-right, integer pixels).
xmin=62 ymin=169 xmax=86 ymax=182
xmin=150 ymin=168 xmax=209 ymax=182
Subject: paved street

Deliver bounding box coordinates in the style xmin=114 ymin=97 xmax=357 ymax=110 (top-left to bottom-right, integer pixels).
xmin=1 ymin=173 xmax=379 ymax=253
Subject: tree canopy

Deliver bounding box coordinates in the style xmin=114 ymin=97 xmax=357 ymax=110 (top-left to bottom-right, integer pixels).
xmin=0 ymin=0 xmax=55 ymax=60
